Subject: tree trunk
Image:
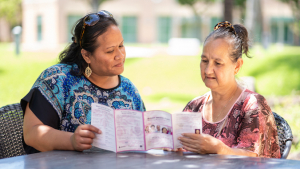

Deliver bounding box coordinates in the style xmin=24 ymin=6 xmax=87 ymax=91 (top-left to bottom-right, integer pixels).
xmin=223 ymin=0 xmax=233 ymax=22
xmin=292 ymin=1 xmax=300 ymax=45
xmin=191 ymin=5 xmax=201 ymax=40
xmin=89 ymin=0 xmax=102 ymax=13
xmin=293 ymin=22 xmax=300 ymax=46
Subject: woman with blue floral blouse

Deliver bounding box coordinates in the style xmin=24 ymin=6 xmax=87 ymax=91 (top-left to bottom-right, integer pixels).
xmin=21 ymin=10 xmax=145 ymax=154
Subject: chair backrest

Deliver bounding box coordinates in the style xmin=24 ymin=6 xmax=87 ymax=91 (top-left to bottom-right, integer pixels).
xmin=0 ymin=103 xmax=26 ymax=159
xmin=273 ymin=112 xmax=293 ymax=159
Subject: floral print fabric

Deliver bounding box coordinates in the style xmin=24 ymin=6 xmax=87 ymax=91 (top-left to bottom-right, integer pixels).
xmin=183 ymin=89 xmax=281 ymax=158
xmin=31 ymin=63 xmax=145 ymax=132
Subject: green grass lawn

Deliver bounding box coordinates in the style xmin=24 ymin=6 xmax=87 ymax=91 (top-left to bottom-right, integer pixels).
xmin=0 ymin=43 xmax=58 ymax=106
xmin=1 ymin=43 xmax=300 ymax=154
xmin=239 ymin=45 xmax=300 ymax=96
xmin=2 ymin=43 xmax=299 ymax=110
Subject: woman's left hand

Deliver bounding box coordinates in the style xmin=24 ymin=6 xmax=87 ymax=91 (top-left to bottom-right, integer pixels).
xmin=178 ymin=133 xmax=224 ymax=154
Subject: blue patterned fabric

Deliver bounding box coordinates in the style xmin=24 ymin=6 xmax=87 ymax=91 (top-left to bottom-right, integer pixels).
xmin=31 ymin=64 xmax=145 ymax=132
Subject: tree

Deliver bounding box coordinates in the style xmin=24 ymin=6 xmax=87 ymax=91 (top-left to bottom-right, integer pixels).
xmin=234 ymin=0 xmax=247 ymax=22
xmin=0 ymin=0 xmax=22 ymax=26
xmin=224 ymin=0 xmax=233 ymax=22
xmin=86 ymin=0 xmax=109 ymax=13
xmin=177 ymin=0 xmax=215 ymax=40
xmin=225 ymin=0 xmax=249 ymax=23
xmin=177 ymin=0 xmax=216 ymax=16
xmin=177 ymin=0 xmax=243 ymax=24
xmin=278 ymin=0 xmax=300 ymax=45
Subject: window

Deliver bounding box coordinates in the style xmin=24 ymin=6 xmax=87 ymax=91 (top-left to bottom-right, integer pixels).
xmin=270 ymin=17 xmax=294 ymax=44
xmin=37 ymin=16 xmax=42 ymax=41
xmin=284 ymin=23 xmax=293 ymax=44
xmin=271 ymin=23 xmax=278 ymax=43
xmin=181 ymin=17 xmax=200 ymax=40
xmin=157 ymin=17 xmax=172 ymax=43
xmin=253 ymin=24 xmax=263 ymax=43
xmin=67 ymin=15 xmax=82 ymax=42
xmin=122 ymin=16 xmax=137 ymax=43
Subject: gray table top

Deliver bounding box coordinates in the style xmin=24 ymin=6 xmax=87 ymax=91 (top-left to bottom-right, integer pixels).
xmin=1 ymin=149 xmax=300 ymax=169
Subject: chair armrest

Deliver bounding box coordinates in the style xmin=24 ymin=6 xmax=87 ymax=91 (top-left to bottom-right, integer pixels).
xmin=281 ymin=140 xmax=292 ymax=159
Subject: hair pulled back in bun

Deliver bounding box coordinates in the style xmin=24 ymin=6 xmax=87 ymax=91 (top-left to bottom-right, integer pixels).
xmin=204 ymin=22 xmax=251 ymax=62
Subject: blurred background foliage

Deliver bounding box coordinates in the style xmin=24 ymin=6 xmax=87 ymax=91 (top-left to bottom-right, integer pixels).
xmin=0 ymin=0 xmax=22 ymax=26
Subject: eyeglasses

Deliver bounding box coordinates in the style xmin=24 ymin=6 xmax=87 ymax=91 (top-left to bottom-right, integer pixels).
xmin=80 ymin=10 xmax=113 ymax=48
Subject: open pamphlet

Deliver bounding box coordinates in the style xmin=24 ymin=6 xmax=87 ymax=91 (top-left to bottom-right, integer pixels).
xmin=91 ymin=103 xmax=202 ymax=153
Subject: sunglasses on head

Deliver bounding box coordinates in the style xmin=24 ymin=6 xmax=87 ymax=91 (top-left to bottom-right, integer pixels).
xmin=80 ymin=10 xmax=113 ymax=48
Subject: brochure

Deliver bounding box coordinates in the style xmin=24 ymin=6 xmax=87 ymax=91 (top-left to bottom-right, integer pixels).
xmin=91 ymin=103 xmax=202 ymax=152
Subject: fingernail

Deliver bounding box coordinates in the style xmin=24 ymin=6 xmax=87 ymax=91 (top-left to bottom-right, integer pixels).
xmin=98 ymin=130 xmax=101 ymax=134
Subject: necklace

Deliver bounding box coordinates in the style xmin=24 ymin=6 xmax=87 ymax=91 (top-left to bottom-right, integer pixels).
xmin=211 ymin=86 xmax=238 ymax=121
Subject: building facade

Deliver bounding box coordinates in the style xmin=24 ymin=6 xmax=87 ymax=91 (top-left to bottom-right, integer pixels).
xmin=21 ymin=0 xmax=295 ymax=51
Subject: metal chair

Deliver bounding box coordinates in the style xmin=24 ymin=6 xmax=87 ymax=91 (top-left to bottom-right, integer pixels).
xmin=0 ymin=103 xmax=26 ymax=159
xmin=273 ymin=112 xmax=293 ymax=159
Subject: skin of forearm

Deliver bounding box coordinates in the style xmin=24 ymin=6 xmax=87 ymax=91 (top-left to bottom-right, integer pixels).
xmin=217 ymin=140 xmax=257 ymax=157
xmin=24 ymin=124 xmax=74 ymax=152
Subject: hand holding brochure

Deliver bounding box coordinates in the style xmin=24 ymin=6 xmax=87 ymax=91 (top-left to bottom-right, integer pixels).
xmin=91 ymin=103 xmax=202 ymax=152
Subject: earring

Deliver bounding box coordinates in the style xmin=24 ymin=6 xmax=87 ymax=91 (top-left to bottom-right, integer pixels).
xmin=85 ymin=64 xmax=92 ymax=77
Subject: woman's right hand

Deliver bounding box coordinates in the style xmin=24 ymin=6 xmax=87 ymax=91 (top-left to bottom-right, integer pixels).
xmin=70 ymin=125 xmax=101 ymax=151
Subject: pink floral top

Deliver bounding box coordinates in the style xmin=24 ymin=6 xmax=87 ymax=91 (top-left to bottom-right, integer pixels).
xmin=183 ymin=89 xmax=281 ymax=158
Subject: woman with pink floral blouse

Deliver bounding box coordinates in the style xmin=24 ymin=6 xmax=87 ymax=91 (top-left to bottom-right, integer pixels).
xmin=178 ymin=21 xmax=281 ymax=158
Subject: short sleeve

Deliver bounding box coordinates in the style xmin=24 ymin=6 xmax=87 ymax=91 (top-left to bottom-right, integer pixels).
xmin=235 ymin=94 xmax=281 ymax=158
xmin=29 ymin=64 xmax=68 ymax=119
xmin=21 ymin=88 xmax=60 ymax=128
xmin=21 ymin=88 xmax=60 ymax=154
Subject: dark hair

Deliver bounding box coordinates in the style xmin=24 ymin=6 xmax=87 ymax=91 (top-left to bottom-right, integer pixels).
xmin=59 ymin=14 xmax=118 ymax=75
xmin=204 ymin=24 xmax=251 ymax=62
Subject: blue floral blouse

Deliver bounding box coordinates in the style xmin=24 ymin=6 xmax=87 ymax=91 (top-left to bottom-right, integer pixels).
xmin=22 ymin=63 xmax=145 ymax=132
